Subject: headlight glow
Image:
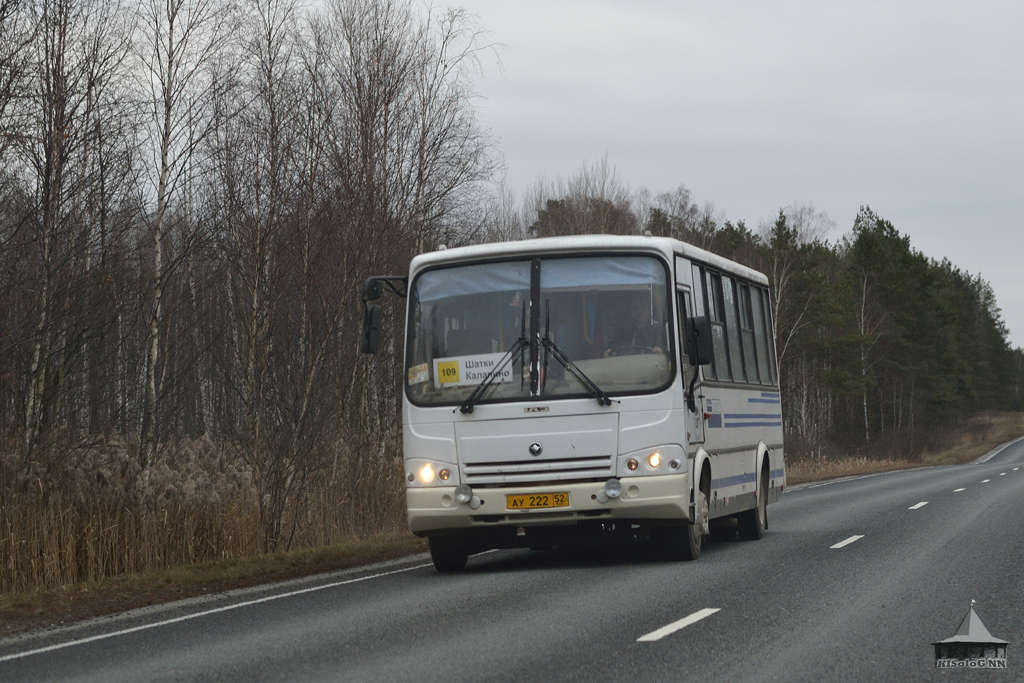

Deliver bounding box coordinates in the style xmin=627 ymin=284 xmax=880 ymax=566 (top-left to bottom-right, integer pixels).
xmin=419 ymin=463 xmax=435 ymax=483
xmin=648 ymin=452 xmax=662 ymax=468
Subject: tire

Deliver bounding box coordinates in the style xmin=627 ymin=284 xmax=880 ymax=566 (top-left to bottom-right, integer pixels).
xmin=429 ymin=534 xmax=469 ymax=572
xmin=659 ymin=486 xmax=708 ymax=561
xmin=738 ymin=467 xmax=768 ymax=541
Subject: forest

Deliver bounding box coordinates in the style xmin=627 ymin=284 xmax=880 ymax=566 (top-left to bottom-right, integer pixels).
xmin=1 ymin=0 xmax=1022 ymax=592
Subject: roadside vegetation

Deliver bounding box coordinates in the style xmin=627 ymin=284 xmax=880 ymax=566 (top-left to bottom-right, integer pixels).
xmin=4 ymin=411 xmax=1022 ymax=637
xmin=786 ymin=411 xmax=1024 ymax=484
xmin=2 ymin=0 xmax=1023 ymax=638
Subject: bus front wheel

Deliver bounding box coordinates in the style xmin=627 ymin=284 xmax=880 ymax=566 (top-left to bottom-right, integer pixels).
xmin=659 ymin=487 xmax=707 ymax=561
xmin=428 ymin=534 xmax=469 ymax=572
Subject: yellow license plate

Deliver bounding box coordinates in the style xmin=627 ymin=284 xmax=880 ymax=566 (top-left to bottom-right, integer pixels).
xmin=506 ymin=492 xmax=570 ymax=510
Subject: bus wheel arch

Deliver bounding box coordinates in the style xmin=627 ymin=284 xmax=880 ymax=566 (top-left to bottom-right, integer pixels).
xmin=692 ymin=450 xmax=712 ymax=534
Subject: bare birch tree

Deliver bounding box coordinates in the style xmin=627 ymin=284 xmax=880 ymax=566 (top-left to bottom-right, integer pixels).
xmin=134 ymin=0 xmax=231 ymax=467
xmin=17 ymin=0 xmax=132 ymax=460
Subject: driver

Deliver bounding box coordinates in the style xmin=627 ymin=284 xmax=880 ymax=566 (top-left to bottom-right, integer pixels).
xmin=604 ymin=298 xmax=664 ymax=356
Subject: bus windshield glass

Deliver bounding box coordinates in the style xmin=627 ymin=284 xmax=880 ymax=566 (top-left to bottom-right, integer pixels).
xmin=405 ymin=254 xmax=672 ymax=406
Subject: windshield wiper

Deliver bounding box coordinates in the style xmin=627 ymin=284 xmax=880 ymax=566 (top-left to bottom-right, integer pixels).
xmin=457 ymin=304 xmax=528 ymax=415
xmin=541 ymin=301 xmax=613 ymax=407
xmin=456 ymin=337 xmax=525 ymax=414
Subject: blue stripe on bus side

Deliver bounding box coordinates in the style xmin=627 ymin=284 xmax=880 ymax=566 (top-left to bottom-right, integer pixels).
xmin=713 ymin=468 xmax=787 ymax=490
xmin=724 ymin=413 xmax=782 ymax=419
xmin=724 ymin=421 xmax=783 ymax=428
xmin=712 ymin=472 xmax=756 ymax=488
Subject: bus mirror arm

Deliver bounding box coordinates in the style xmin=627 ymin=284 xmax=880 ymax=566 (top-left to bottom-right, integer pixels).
xmin=361 ymin=276 xmax=408 ymax=302
xmin=686 ymin=372 xmax=700 ymax=413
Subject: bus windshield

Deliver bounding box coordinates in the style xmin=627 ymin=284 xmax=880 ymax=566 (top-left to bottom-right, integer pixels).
xmin=405 ymin=254 xmax=673 ymax=406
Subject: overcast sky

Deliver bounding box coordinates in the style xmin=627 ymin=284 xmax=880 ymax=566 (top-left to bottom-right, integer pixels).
xmin=449 ymin=0 xmax=1024 ymax=348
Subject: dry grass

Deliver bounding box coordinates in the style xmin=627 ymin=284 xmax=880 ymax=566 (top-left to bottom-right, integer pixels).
xmin=0 ymin=434 xmax=411 ymax=634
xmin=786 ymin=412 xmax=1024 ymax=485
xmin=786 ymin=457 xmax=920 ymax=485
xmin=916 ymin=412 xmax=1024 ymax=467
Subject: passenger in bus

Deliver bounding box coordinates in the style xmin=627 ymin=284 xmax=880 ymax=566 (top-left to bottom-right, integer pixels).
xmin=603 ymin=298 xmax=664 ymax=356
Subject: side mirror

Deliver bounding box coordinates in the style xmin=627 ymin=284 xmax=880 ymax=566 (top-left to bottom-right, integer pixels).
xmin=360 ymin=304 xmax=383 ymax=354
xmin=686 ymin=316 xmax=713 ymax=366
xmin=362 ymin=278 xmax=385 ymax=302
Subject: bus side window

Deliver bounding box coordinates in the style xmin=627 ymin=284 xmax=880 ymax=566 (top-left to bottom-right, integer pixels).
xmin=692 ymin=265 xmax=715 ymax=380
xmin=706 ymin=271 xmax=731 ymax=381
xmin=721 ymin=275 xmax=744 ymax=382
xmin=677 ymin=291 xmax=692 ymax=366
xmin=739 ymin=283 xmax=759 ymax=384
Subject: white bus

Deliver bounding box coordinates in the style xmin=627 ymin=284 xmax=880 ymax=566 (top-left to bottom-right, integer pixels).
xmin=361 ymin=235 xmax=785 ymax=572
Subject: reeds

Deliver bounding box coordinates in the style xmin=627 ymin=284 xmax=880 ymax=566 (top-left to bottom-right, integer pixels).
xmin=0 ymin=435 xmax=407 ymax=594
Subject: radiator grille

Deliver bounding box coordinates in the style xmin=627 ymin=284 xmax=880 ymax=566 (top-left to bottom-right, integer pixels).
xmin=463 ymin=454 xmax=614 ymax=485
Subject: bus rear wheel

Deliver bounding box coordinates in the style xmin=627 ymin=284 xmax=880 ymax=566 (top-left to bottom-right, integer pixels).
xmin=428 ymin=534 xmax=469 ymax=572
xmin=738 ymin=468 xmax=768 ymax=541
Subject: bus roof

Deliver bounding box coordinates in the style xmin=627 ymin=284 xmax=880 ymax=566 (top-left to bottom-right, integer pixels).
xmin=409 ymin=235 xmax=769 ymax=286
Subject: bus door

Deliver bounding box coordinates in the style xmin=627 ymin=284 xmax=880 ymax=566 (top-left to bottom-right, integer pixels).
xmin=677 ymin=289 xmax=705 ymax=445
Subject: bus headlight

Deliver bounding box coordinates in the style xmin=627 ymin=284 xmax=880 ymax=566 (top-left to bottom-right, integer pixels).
xmin=617 ymin=445 xmax=686 ymax=477
xmin=604 ymin=478 xmax=623 ymax=499
xmin=419 ymin=464 xmax=435 ymax=484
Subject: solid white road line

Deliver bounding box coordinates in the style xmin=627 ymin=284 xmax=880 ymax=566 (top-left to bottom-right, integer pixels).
xmin=909 ymin=502 xmax=928 ymax=510
xmin=0 ymin=563 xmax=432 ymax=664
xmin=954 ymin=488 xmax=966 ymax=492
xmin=638 ymin=608 xmax=721 ymax=642
xmin=976 ymin=435 xmax=1024 ymax=463
xmin=830 ymin=535 xmax=864 ymax=549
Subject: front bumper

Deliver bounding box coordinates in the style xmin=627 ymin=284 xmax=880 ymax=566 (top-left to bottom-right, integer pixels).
xmin=407 ymin=473 xmax=690 ymax=534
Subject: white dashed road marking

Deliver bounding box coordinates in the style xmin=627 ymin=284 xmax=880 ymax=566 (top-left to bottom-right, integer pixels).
xmin=830 ymin=535 xmax=864 ymax=549
xmin=638 ymin=608 xmax=721 ymax=642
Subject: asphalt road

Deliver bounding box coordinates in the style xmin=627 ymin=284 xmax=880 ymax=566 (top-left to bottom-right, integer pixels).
xmin=3 ymin=437 xmax=1024 ymax=682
